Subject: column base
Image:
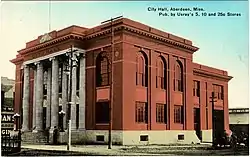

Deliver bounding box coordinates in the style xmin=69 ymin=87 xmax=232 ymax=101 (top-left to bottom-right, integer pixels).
xmin=21 ymin=128 xmax=29 ymax=132
xmin=78 ymin=128 xmax=86 ymax=131
xmin=32 ymin=128 xmax=43 ymax=133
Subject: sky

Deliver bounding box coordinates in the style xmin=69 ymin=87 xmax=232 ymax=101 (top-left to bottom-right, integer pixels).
xmin=0 ymin=1 xmax=249 ymax=109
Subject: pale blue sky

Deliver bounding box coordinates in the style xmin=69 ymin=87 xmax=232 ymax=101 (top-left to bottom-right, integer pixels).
xmin=0 ymin=1 xmax=248 ymax=108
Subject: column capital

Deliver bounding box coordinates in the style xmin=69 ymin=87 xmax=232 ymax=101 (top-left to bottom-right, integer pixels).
xmin=34 ymin=61 xmax=44 ymax=67
xmin=22 ymin=64 xmax=29 ymax=69
xmin=49 ymin=56 xmax=56 ymax=61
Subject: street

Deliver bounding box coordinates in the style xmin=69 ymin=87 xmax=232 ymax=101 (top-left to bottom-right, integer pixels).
xmin=7 ymin=144 xmax=249 ymax=156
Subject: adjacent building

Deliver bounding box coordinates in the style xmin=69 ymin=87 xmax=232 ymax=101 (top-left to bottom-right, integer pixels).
xmin=1 ymin=77 xmax=15 ymax=108
xmin=229 ymin=108 xmax=249 ymax=135
xmin=10 ymin=18 xmax=233 ymax=145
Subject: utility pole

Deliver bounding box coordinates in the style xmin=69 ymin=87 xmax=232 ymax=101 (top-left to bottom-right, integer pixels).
xmin=66 ymin=45 xmax=78 ymax=151
xmin=101 ymin=15 xmax=123 ymax=149
xmin=210 ymin=91 xmax=217 ymax=144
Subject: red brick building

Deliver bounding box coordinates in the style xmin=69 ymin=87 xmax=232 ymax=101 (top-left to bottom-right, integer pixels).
xmin=11 ymin=18 xmax=232 ymax=145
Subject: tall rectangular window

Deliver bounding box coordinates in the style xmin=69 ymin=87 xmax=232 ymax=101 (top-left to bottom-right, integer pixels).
xmin=174 ymin=105 xmax=183 ymax=124
xmin=76 ymin=104 xmax=79 ymax=129
xmin=135 ymin=102 xmax=148 ymax=123
xmin=213 ymin=84 xmax=224 ymax=100
xmin=95 ymin=101 xmax=109 ymax=124
xmin=193 ymin=81 xmax=200 ymax=97
xmin=156 ymin=104 xmax=167 ymax=123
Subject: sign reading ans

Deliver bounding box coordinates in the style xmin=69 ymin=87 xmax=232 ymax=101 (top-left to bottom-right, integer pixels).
xmin=1 ymin=107 xmax=14 ymax=136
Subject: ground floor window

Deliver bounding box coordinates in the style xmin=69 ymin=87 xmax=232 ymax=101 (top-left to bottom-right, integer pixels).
xmin=135 ymin=102 xmax=148 ymax=123
xmin=156 ymin=104 xmax=167 ymax=123
xmin=95 ymin=101 xmax=109 ymax=124
xmin=174 ymin=105 xmax=183 ymax=124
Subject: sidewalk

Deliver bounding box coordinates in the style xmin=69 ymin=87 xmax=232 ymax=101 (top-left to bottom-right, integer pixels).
xmin=21 ymin=143 xmax=213 ymax=156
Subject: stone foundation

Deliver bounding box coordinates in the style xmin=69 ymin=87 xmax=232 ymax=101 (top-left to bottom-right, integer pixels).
xmin=22 ymin=130 xmax=206 ymax=145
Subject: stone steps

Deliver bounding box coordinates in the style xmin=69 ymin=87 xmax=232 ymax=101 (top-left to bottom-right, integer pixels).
xmin=21 ymin=132 xmax=49 ymax=144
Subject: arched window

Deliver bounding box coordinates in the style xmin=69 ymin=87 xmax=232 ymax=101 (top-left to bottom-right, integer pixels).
xmin=136 ymin=51 xmax=148 ymax=87
xmin=96 ymin=52 xmax=110 ymax=87
xmin=156 ymin=56 xmax=167 ymax=89
xmin=174 ymin=60 xmax=183 ymax=92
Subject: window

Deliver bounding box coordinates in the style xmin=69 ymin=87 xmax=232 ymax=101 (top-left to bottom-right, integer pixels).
xmin=96 ymin=52 xmax=111 ymax=87
xmin=95 ymin=102 xmax=109 ymax=124
xmin=96 ymin=135 xmax=105 ymax=142
xmin=213 ymin=84 xmax=224 ymax=100
xmin=178 ymin=134 xmax=184 ymax=140
xmin=43 ymin=71 xmax=48 ymax=96
xmin=135 ymin=102 xmax=148 ymax=123
xmin=193 ymin=81 xmax=200 ymax=97
xmin=58 ymin=65 xmax=63 ymax=93
xmin=174 ymin=105 xmax=183 ymax=124
xmin=76 ymin=104 xmax=79 ymax=129
xmin=156 ymin=104 xmax=167 ymax=123
xmin=174 ymin=60 xmax=183 ymax=92
xmin=66 ymin=103 xmax=71 ymax=126
xmin=140 ymin=135 xmax=149 ymax=141
xmin=136 ymin=51 xmax=148 ymax=87
xmin=156 ymin=57 xmax=166 ymax=89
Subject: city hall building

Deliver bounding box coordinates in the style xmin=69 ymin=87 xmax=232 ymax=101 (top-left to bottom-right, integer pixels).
xmin=11 ymin=18 xmax=232 ymax=145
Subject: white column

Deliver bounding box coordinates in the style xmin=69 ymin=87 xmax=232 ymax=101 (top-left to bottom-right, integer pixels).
xmin=46 ymin=67 xmax=52 ymax=128
xmin=79 ymin=55 xmax=86 ymax=130
xmin=71 ymin=53 xmax=77 ymax=130
xmin=32 ymin=67 xmax=37 ymax=130
xmin=34 ymin=61 xmax=44 ymax=131
xmin=50 ymin=57 xmax=59 ymax=131
xmin=21 ymin=64 xmax=30 ymax=132
xmin=62 ymin=64 xmax=68 ymax=130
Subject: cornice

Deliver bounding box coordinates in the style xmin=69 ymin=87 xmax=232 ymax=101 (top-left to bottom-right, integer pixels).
xmin=84 ymin=25 xmax=198 ymax=53
xmin=16 ymin=23 xmax=199 ymax=60
xmin=10 ymin=57 xmax=23 ymax=65
xmin=193 ymin=69 xmax=233 ymax=82
xmin=123 ymin=25 xmax=199 ymax=53
xmin=19 ymin=33 xmax=85 ymax=55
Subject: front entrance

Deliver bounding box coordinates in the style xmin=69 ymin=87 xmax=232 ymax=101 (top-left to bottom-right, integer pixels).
xmin=194 ymin=108 xmax=201 ymax=140
xmin=43 ymin=107 xmax=46 ymax=130
xmin=213 ymin=109 xmax=224 ymax=142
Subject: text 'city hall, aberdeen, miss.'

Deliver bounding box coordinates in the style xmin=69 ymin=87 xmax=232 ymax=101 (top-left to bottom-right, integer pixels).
xmin=11 ymin=18 xmax=232 ymax=145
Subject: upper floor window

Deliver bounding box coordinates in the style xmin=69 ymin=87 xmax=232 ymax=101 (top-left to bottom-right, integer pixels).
xmin=174 ymin=60 xmax=183 ymax=92
xmin=193 ymin=80 xmax=200 ymax=97
xmin=213 ymin=84 xmax=224 ymax=100
xmin=96 ymin=52 xmax=111 ymax=87
xmin=136 ymin=51 xmax=148 ymax=87
xmin=156 ymin=56 xmax=167 ymax=89
xmin=58 ymin=64 xmax=63 ymax=93
xmin=43 ymin=71 xmax=48 ymax=95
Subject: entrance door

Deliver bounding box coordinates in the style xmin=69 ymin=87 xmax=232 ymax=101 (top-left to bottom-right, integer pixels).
xmin=43 ymin=107 xmax=46 ymax=130
xmin=213 ymin=109 xmax=224 ymax=141
xmin=194 ymin=108 xmax=201 ymax=140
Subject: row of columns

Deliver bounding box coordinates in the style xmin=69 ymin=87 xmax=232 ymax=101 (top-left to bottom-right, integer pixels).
xmin=21 ymin=53 xmax=85 ymax=132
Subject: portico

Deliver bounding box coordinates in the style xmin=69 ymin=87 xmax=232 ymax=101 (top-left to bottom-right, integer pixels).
xmin=21 ymin=49 xmax=86 ymax=133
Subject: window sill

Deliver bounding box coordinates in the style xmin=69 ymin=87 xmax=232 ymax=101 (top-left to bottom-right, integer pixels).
xmin=156 ymin=122 xmax=167 ymax=124
xmin=95 ymin=123 xmax=109 ymax=125
xmin=96 ymin=86 xmax=110 ymax=90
